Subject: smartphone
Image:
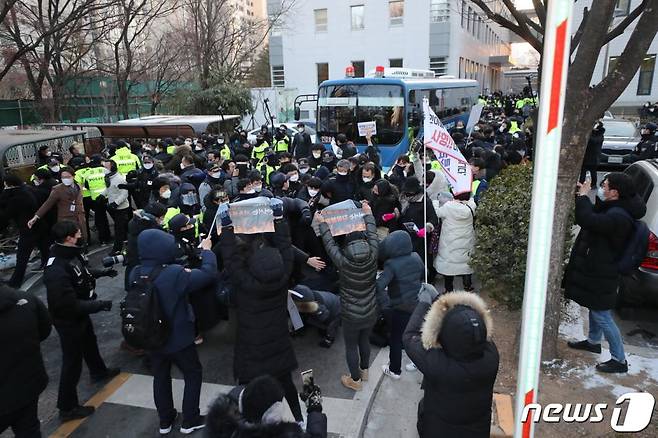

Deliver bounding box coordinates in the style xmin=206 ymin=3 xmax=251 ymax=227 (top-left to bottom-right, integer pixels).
xmin=403 ymin=221 xmax=419 ymax=233
xmin=585 ymin=171 xmax=592 ymax=184
xmin=301 ymin=369 xmax=314 ymax=386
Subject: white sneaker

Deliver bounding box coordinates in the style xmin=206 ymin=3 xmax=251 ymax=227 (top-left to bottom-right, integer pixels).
xmin=382 ymin=364 xmax=401 ymax=380
xmin=405 ymin=362 xmax=418 ymax=372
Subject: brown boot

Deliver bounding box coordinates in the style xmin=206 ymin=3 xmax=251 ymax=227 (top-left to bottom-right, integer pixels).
xmin=341 ymin=375 xmax=362 ymax=391
xmin=360 ymin=368 xmax=369 ymax=382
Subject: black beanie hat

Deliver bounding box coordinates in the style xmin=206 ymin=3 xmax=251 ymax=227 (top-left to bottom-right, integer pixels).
xmin=402 ymin=176 xmax=422 ymax=195
xmin=144 ymin=202 xmax=167 ymax=218
xmin=241 ymin=376 xmax=285 ymax=423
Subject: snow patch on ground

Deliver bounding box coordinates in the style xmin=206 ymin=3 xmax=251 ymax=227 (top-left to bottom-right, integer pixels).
xmin=559 ymin=300 xmax=585 ymax=341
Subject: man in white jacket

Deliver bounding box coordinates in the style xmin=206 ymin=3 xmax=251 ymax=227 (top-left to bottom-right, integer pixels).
xmin=102 ymin=160 xmax=132 ymax=255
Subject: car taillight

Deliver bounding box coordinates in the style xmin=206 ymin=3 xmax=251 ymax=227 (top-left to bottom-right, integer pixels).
xmin=640 ymin=231 xmax=658 ymax=270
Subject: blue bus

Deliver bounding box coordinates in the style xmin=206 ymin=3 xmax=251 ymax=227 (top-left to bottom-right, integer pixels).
xmin=295 ymin=68 xmax=479 ymax=168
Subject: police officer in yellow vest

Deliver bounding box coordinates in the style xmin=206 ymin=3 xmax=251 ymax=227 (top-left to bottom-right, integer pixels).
xmin=273 ymin=125 xmax=291 ymax=154
xmin=251 ymin=134 xmax=270 ymax=165
xmin=83 ymin=156 xmax=112 ymax=243
xmin=111 ymin=141 xmax=141 ymax=176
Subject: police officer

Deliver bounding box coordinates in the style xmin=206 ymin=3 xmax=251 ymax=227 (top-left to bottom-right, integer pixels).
xmin=83 ymin=155 xmax=112 ymax=244
xmin=45 ymin=220 xmax=120 ymax=422
xmin=110 ymin=140 xmax=141 ymax=176
xmin=634 ymin=122 xmax=658 ymax=160
xmin=251 ymin=134 xmax=270 ymax=165
xmin=273 ymin=125 xmax=290 ymax=154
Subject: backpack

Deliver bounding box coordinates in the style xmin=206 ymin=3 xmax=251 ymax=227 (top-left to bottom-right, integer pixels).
xmin=120 ymin=265 xmax=170 ymax=350
xmin=608 ymin=207 xmax=650 ymax=275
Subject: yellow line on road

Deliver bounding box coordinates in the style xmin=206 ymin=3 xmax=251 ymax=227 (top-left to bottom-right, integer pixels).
xmin=49 ymin=372 xmax=133 ymax=438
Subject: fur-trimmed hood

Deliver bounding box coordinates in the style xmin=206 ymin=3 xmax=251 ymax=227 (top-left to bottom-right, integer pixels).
xmin=421 ymin=291 xmax=493 ymax=360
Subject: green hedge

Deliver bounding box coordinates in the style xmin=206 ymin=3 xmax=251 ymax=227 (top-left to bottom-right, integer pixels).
xmin=471 ymin=164 xmax=533 ymax=309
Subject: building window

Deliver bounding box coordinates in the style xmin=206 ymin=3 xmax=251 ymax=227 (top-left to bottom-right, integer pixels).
xmin=389 ymin=0 xmax=404 ymax=26
xmin=615 ymin=0 xmax=631 ymax=16
xmin=389 ymin=58 xmax=403 ymax=68
xmin=272 ymin=65 xmax=285 ymax=87
xmin=461 ymin=0 xmax=466 ymax=28
xmin=314 ymin=9 xmax=327 ymax=32
xmin=317 ymin=63 xmax=329 ymax=85
xmin=477 ymin=16 xmax=482 ymax=39
xmin=351 ymin=60 xmax=365 ymax=78
xmin=351 ymin=5 xmax=365 ymax=30
xmin=467 ymin=7 xmax=472 ymax=32
xmin=429 ymin=57 xmax=448 ymax=76
xmin=459 ymin=57 xmax=464 ymax=78
xmin=637 ymin=55 xmax=656 ymax=96
xmin=430 ymin=0 xmax=449 ymax=23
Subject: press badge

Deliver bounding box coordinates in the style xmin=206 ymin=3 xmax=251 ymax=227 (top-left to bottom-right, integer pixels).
xmin=70 ymin=204 xmax=76 ymax=212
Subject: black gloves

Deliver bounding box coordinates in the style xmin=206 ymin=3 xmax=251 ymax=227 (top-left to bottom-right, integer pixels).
xmin=299 ymin=377 xmax=323 ymax=413
xmin=108 ymin=202 xmax=118 ymax=210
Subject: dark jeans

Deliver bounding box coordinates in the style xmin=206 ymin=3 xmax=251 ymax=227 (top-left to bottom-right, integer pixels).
xmin=443 ymin=274 xmax=473 ymax=292
xmin=8 ymin=231 xmax=49 ymax=288
xmin=55 ymin=318 xmax=108 ymax=411
xmin=579 ymin=165 xmax=598 ymax=186
xmin=108 ymin=207 xmax=131 ymax=252
xmin=389 ymin=310 xmax=412 ymax=374
xmin=0 ymin=397 xmax=41 ymax=438
xmin=343 ymin=325 xmax=373 ymax=381
xmin=88 ymin=198 xmax=111 ymax=243
xmin=150 ymin=345 xmax=202 ymax=423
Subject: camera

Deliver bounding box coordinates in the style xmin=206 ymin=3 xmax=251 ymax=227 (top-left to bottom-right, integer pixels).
xmin=102 ymin=254 xmax=125 ymax=267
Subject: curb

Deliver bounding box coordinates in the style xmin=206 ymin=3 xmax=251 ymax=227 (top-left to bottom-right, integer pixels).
xmin=357 ymin=364 xmax=386 ymax=438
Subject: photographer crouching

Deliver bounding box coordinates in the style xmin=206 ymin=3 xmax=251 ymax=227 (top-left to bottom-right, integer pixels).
xmin=44 ymin=220 xmax=120 ymax=422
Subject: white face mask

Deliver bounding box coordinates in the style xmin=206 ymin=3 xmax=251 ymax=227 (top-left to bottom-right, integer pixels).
xmin=253 ymin=184 xmax=262 ymax=192
xmin=299 ymin=167 xmax=309 ymax=174
xmin=103 ymin=168 xmax=111 ymax=175
xmin=312 ymin=152 xmax=322 ymax=159
xmin=337 ymin=170 xmax=348 ymax=176
xmin=34 ymin=180 xmax=41 ymax=186
xmin=289 ymin=174 xmax=299 ymax=182
xmin=499 ymin=126 xmax=506 ymax=132
xmin=308 ymin=189 xmax=319 ymax=197
xmin=597 ymin=186 xmax=606 ymax=201
xmin=180 ymin=163 xmax=186 ymax=170
xmin=362 ymin=176 xmax=373 ymax=183
xmin=62 ymin=178 xmax=74 ymax=186
xmin=209 ymin=172 xmax=221 ymax=179
xmin=245 ymin=188 xmax=256 ymax=194
xmin=144 ymin=163 xmax=154 ymax=170
xmin=161 ymin=189 xmax=171 ymax=199
xmin=50 ymin=166 xmax=61 ymax=173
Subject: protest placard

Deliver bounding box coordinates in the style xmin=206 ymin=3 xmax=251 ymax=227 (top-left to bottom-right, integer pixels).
xmin=228 ymin=196 xmax=275 ymax=234
xmin=357 ymin=121 xmax=377 ymax=137
xmin=311 ymin=200 xmax=365 ymax=237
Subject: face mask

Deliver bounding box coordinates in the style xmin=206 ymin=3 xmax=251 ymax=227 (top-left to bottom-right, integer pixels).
xmin=34 ymin=180 xmax=41 ymax=186
xmin=179 ymin=228 xmax=196 ymax=243
xmin=180 ymin=163 xmax=186 ymax=170
xmin=308 ymin=189 xmax=319 ymax=197
xmin=62 ymin=178 xmax=74 ymax=186
xmin=597 ymin=186 xmax=606 ymax=201
xmin=210 ymin=172 xmax=221 ymax=179
xmin=184 ymin=140 xmax=192 ymax=146
xmin=51 ymin=166 xmax=61 ymax=173
xmin=337 ymin=171 xmax=348 ymax=176
xmin=253 ymin=184 xmax=262 ymax=192
xmin=299 ymin=167 xmax=309 ymax=174
xmin=195 ymin=145 xmax=204 ymax=151
xmin=161 ymin=189 xmax=171 ymax=199
xmin=362 ymin=176 xmax=373 ymax=183
xmin=289 ymin=174 xmax=299 ymax=182
xmin=499 ymin=126 xmax=505 ymax=132
xmin=245 ymin=188 xmax=256 ymax=194
xmin=144 ymin=163 xmax=154 ymax=170
xmin=312 ymin=152 xmax=322 ymax=159
xmin=103 ymin=168 xmax=111 ymax=175
xmin=181 ymin=192 xmax=198 ymax=206
xmin=298 ymin=127 xmax=305 ymax=132
xmin=46 ymin=151 xmax=52 ymax=156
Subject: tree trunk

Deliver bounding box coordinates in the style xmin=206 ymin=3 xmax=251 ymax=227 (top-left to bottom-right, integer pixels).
xmin=117 ymin=79 xmax=129 ymax=120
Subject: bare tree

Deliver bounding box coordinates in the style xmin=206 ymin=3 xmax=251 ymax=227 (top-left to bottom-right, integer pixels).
xmin=470 ymin=0 xmax=658 ymax=360
xmin=99 ymin=0 xmax=178 ymax=119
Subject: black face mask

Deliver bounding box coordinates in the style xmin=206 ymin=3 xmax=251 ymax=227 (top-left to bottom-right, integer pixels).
xmin=177 ymin=228 xmax=197 ymax=244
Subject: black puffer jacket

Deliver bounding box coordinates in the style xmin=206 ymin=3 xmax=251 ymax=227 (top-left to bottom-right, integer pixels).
xmin=204 ymin=393 xmax=327 ymax=438
xmin=371 ymin=180 xmax=400 ymax=231
xmin=377 ymin=231 xmax=424 ymax=312
xmin=403 ymin=292 xmax=499 ymax=438
xmin=219 ymin=219 xmax=297 ymax=381
xmin=0 ymin=286 xmax=51 ymax=415
xmin=319 ymin=215 xmax=379 ymax=328
xmin=565 ymin=194 xmax=646 ymax=310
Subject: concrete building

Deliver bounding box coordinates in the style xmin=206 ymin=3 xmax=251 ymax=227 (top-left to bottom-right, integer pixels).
xmin=267 ymin=0 xmax=511 ymax=117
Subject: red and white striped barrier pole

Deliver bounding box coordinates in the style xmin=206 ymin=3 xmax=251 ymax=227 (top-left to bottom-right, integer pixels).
xmin=514 ymin=2 xmax=573 ymax=438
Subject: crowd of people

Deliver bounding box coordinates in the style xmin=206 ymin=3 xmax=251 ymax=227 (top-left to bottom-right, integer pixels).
xmin=9 ymin=91 xmax=648 ymax=438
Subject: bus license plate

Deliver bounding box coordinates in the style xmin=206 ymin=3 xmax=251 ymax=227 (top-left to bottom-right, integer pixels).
xmin=608 ymin=156 xmax=623 ymax=164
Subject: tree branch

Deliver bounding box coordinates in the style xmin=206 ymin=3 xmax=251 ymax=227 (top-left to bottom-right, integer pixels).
xmin=532 ymin=0 xmax=546 ymax=28
xmin=570 ymin=6 xmax=589 ymax=56
xmin=603 ymin=0 xmax=648 ymax=45
xmin=471 ymin=0 xmax=542 ymax=51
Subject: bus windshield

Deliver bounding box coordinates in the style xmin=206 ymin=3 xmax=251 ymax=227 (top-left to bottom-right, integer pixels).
xmin=318 ymin=84 xmax=405 ymax=145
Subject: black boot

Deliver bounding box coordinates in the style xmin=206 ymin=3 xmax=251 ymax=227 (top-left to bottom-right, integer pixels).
xmin=596 ymin=358 xmax=628 ymax=374
xmin=567 ymin=339 xmax=602 ymax=354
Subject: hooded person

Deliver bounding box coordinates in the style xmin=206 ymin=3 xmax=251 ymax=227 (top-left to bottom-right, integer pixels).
xmin=320 ymin=150 xmax=337 ymax=173
xmin=217 ymin=200 xmax=304 ymax=423
xmin=124 ymin=202 xmax=167 ymax=291
xmin=204 ymin=375 xmax=327 ymax=438
xmin=370 ymin=179 xmax=400 ymax=239
xmin=131 ymin=229 xmax=217 ymax=434
xmin=316 ymin=203 xmax=379 ymax=391
xmin=178 ymin=183 xmax=202 ymax=218
xmin=291 ymin=284 xmax=341 ymax=348
xmin=308 ymin=144 xmax=326 ymax=169
xmin=398 ymin=176 xmax=438 ymax=260
xmin=321 ymin=160 xmax=355 ymax=204
xmin=403 ymin=290 xmax=499 ymax=438
xmin=377 ymin=231 xmax=424 ymax=378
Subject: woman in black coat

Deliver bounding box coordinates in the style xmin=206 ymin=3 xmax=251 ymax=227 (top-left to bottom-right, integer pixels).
xmin=219 ymin=216 xmax=303 ymax=422
xmin=403 ymin=291 xmax=499 ymax=438
xmin=579 ymin=122 xmax=604 ymax=185
xmin=370 ymin=179 xmax=400 ymax=238
xmin=398 ymin=177 xmax=438 ymax=260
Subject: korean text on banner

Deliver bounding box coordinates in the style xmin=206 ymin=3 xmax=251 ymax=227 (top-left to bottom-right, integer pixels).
xmin=358 ymin=121 xmax=377 ymax=137
xmin=423 ymin=98 xmax=473 ymax=196
xmin=311 ymin=200 xmax=365 ymax=236
xmin=229 ymin=196 xmax=275 ymax=234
